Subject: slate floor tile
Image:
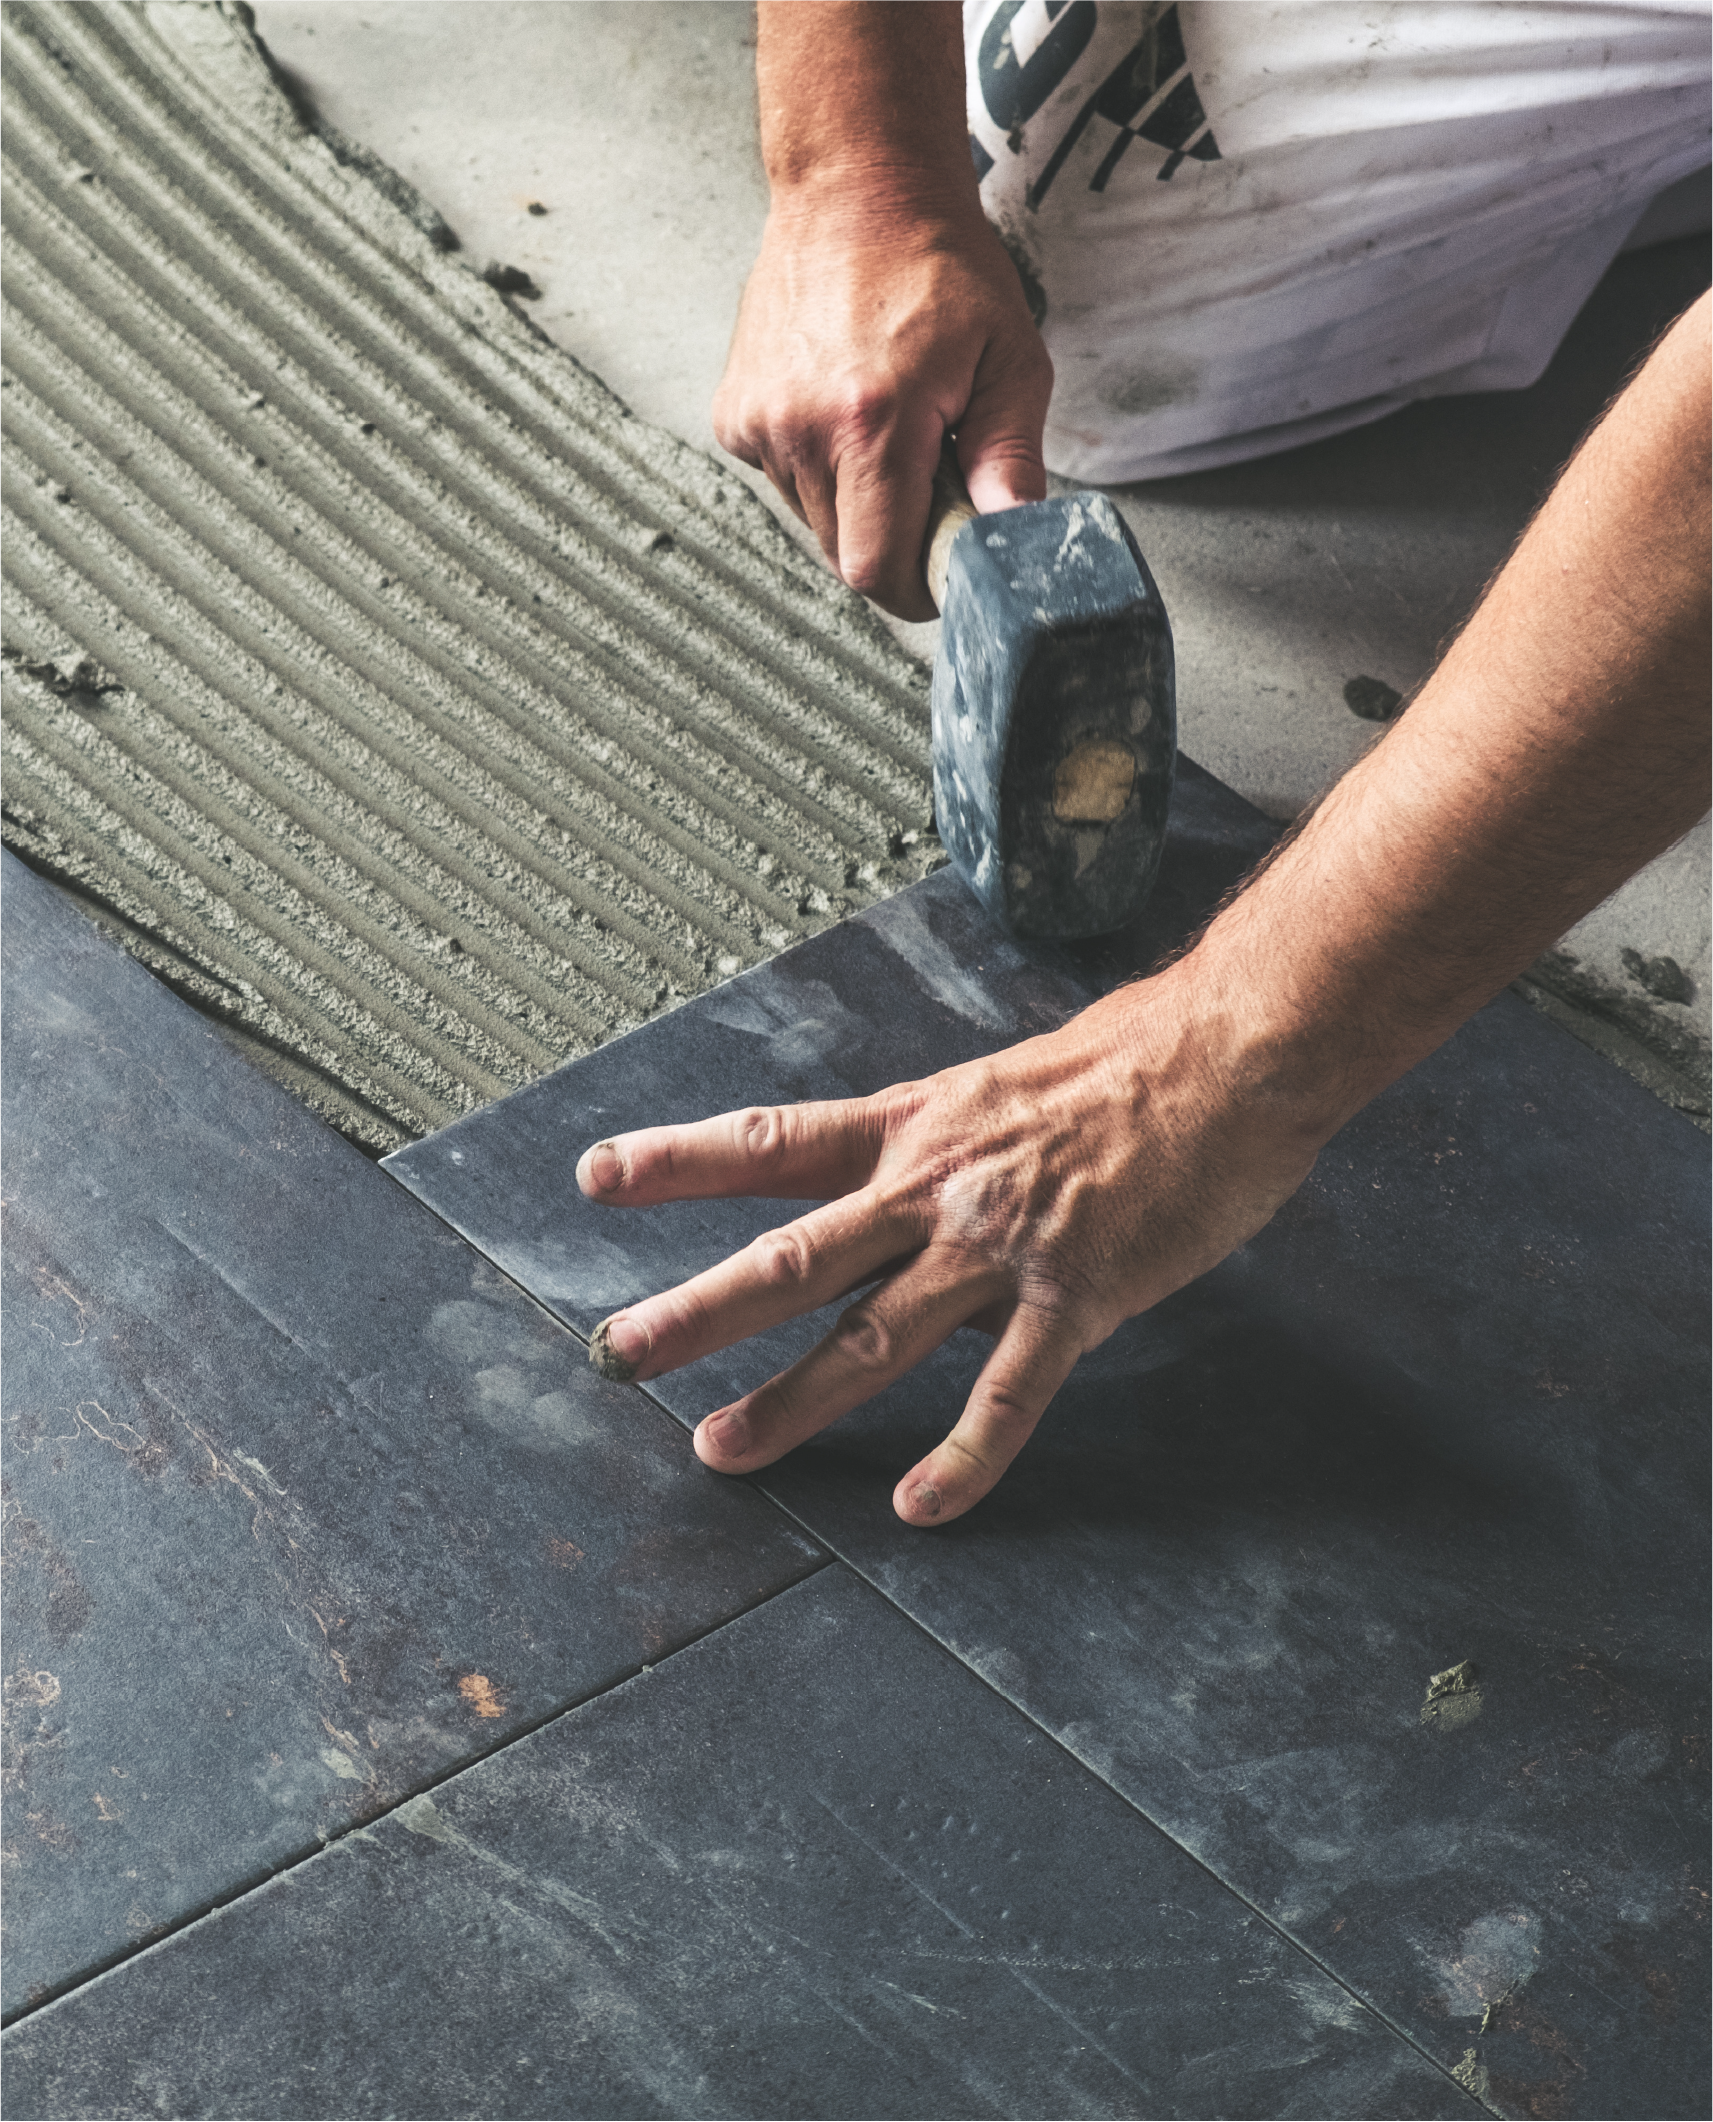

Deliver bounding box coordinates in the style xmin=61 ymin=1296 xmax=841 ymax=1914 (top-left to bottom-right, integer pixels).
xmin=386 ymin=772 xmax=1710 ymax=2120
xmin=1 ymin=1568 xmax=1476 ymax=2121
xmin=382 ymin=763 xmax=1274 ymax=1402
xmin=0 ymin=852 xmax=824 ymax=2017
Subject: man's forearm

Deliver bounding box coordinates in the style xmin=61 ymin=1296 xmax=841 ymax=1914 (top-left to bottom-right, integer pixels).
xmin=756 ymin=1 xmax=968 ymax=207
xmin=1143 ymin=293 xmax=1712 ymax=1142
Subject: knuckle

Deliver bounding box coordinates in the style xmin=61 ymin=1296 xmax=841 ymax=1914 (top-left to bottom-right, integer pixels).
xmin=712 ymin=401 xmax=763 ymax=462
xmin=993 ymin=321 xmax=1053 ymax=386
xmin=979 ymin=1377 xmax=1035 ymax=1426
xmin=770 ymin=410 xmax=820 ymax=464
xmin=1017 ymin=1275 xmax=1082 ymax=1324
xmin=655 ymin=1287 xmax=706 ymax=1350
xmin=942 ymin=1431 xmax=1002 ymax=1480
xmin=753 ymin=1373 xmax=806 ymax=1435
xmin=832 ymin=385 xmax=894 ymax=451
xmin=936 ymin=1159 xmax=1018 ymax=1243
xmin=770 ymin=438 xmax=809 ymax=487
xmin=738 ymin=1106 xmax=788 ymax=1161
xmin=831 ymin=1303 xmax=895 ymax=1374
xmin=1016 ymin=1266 xmax=1094 ymax=1326
xmin=745 ymin=1348 xmax=817 ymax=1427
xmin=868 ymin=1081 xmax=930 ymax=1156
xmin=752 ymin=1223 xmax=816 ymax=1290
xmin=873 ymin=1078 xmax=925 ymax=1121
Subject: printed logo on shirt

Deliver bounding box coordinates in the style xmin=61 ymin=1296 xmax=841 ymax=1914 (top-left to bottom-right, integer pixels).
xmin=977 ymin=0 xmax=1097 ymax=137
xmin=1029 ymin=5 xmax=1220 ymax=204
xmin=970 ymin=2 xmax=1220 ymax=204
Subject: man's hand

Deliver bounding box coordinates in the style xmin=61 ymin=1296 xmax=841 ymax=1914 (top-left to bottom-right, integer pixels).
xmin=615 ymin=292 xmax=1707 ymax=1526
xmin=714 ymin=195 xmax=1053 ymax=622
xmin=579 ymin=973 xmax=1323 ymax=1526
xmin=713 ymin=2 xmax=1052 ymax=621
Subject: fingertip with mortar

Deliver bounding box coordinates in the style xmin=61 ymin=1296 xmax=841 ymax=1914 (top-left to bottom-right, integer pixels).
xmin=589 ymin=1313 xmax=648 ymax=1382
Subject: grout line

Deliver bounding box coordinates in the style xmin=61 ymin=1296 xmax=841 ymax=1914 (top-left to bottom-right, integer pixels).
xmin=8 ymin=1152 xmax=827 ymax=2023
xmin=724 ymin=1475 xmax=1500 ymax=2120
xmin=0 ymin=1556 xmax=833 ymax=2036
xmin=339 ymin=1178 xmax=1490 ymax=2106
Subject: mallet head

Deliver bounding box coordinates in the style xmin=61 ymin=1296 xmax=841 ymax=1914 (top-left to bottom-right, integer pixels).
xmin=929 ymin=489 xmax=1176 ymax=941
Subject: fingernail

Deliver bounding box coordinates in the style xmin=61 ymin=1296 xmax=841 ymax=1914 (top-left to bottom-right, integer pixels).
xmin=701 ymin=1406 xmax=749 ymax=1458
xmin=906 ymin=1482 xmax=942 ymax=1521
xmin=583 ymin=1141 xmax=624 ymax=1196
xmin=590 ymin=1314 xmax=648 ymax=1382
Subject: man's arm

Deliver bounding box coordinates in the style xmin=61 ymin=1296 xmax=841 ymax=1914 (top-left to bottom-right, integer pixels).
xmin=713 ymin=1 xmax=1050 ymax=619
xmin=591 ymin=293 xmax=1711 ymax=1527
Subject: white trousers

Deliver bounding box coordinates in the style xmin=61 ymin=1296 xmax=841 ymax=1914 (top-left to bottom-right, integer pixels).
xmin=966 ymin=1 xmax=1711 ymax=481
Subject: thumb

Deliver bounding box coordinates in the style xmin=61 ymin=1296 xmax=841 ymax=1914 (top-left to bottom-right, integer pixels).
xmin=955 ymin=333 xmax=1053 ymax=515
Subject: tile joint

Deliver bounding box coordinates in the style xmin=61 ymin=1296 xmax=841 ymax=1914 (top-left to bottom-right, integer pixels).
xmin=373 ymin=1171 xmax=1494 ymax=2111
xmin=0 ymin=1559 xmax=833 ymax=2034
xmin=740 ymin=1470 xmax=1500 ymax=2117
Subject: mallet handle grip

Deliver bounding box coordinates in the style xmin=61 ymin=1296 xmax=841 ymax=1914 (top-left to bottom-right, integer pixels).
xmin=923 ymin=444 xmax=978 ymax=614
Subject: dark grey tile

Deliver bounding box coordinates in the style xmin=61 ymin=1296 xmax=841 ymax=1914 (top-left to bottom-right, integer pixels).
xmin=381 ymin=761 xmax=1273 ymax=1399
xmin=1 ymin=1569 xmax=1474 ymax=2121
xmin=0 ymin=852 xmax=824 ymax=2017
xmin=387 ymin=770 xmax=1711 ymax=2120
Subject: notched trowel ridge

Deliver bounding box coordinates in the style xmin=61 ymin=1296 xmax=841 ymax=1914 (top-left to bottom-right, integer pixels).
xmin=588 ymin=1320 xmax=641 ymax=1385
xmin=0 ymin=0 xmax=936 ymax=1152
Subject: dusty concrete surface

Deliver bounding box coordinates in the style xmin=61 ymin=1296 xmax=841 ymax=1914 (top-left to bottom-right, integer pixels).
xmin=248 ymin=5 xmax=768 ymax=462
xmin=0 ymin=0 xmax=938 ymax=1152
xmin=251 ymin=0 xmax=1708 ymax=1119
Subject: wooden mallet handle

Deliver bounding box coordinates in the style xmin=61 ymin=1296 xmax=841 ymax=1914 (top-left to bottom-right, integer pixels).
xmin=922 ymin=442 xmax=978 ymax=614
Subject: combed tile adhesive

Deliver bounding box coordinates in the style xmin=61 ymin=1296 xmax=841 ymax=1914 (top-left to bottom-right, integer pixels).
xmin=0 ymin=0 xmax=938 ymax=1151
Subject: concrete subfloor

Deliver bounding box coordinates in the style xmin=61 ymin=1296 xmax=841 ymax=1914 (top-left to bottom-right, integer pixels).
xmin=250 ymin=0 xmax=1710 ymax=1110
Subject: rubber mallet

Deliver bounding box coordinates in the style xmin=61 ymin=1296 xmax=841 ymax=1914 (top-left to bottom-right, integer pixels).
xmin=922 ymin=451 xmax=1176 ymax=940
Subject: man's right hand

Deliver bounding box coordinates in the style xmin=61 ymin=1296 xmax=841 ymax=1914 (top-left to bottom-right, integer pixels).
xmin=714 ymin=193 xmax=1052 ymax=623
xmin=713 ymin=2 xmax=1052 ymax=623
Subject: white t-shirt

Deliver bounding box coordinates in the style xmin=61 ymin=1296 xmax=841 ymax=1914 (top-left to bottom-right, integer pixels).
xmin=966 ymin=1 xmax=1711 ymax=481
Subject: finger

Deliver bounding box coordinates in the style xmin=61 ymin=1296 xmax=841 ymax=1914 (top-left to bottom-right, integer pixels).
xmin=578 ymin=1098 xmax=886 ymax=1208
xmin=956 ymin=333 xmax=1054 ymax=516
xmin=694 ymin=1251 xmax=1006 ymax=1474
xmin=762 ymin=455 xmax=810 ymax=526
xmin=716 ymin=428 xmax=764 ymax=473
xmin=832 ymin=404 xmax=946 ymax=622
xmin=590 ymin=1190 xmax=925 ymax=1384
xmin=892 ymin=1301 xmax=1083 ymax=1527
xmin=711 ymin=290 xmax=767 ymax=471
xmin=772 ymin=447 xmax=840 ymax=570
xmin=709 ymin=389 xmax=814 ymax=529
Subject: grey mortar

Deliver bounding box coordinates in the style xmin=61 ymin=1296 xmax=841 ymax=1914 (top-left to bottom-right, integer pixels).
xmin=0 ymin=0 xmax=941 ymax=1152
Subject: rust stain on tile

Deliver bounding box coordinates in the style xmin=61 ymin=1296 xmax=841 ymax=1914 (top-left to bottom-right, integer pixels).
xmin=456 ymin=1672 xmax=506 ymax=1719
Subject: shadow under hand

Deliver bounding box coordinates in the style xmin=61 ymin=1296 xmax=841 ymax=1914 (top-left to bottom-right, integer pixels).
xmin=756 ymin=1262 xmax=1533 ymax=1561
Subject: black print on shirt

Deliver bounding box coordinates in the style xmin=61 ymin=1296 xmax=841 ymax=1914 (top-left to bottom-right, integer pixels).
xmin=1024 ymin=4 xmax=1221 ymax=210
xmin=978 ymin=0 xmax=1099 ymax=135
